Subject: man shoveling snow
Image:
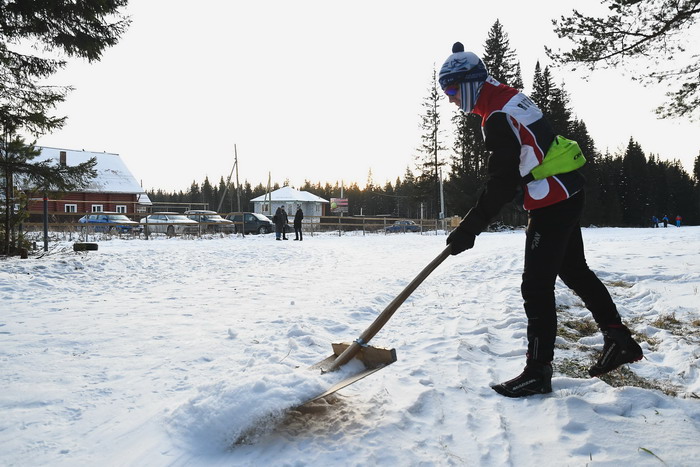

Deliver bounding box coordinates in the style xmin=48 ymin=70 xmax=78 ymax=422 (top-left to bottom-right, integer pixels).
xmin=438 ymin=42 xmax=643 ymax=397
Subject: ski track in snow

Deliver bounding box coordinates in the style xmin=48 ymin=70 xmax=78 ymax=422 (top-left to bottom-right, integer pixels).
xmin=1 ymin=227 xmax=700 ymax=466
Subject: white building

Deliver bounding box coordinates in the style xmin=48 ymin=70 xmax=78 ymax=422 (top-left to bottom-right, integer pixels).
xmin=251 ymin=186 xmax=328 ymax=220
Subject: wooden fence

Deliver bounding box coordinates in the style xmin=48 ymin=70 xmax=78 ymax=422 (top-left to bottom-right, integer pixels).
xmin=17 ymin=211 xmax=458 ymax=241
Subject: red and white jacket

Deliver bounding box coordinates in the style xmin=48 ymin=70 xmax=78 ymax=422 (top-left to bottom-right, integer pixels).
xmin=461 ymin=77 xmax=585 ymax=235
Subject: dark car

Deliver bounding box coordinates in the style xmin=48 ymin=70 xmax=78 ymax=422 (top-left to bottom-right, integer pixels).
xmin=184 ymin=210 xmax=235 ymax=234
xmin=78 ymin=212 xmax=141 ymax=233
xmin=385 ymin=220 xmax=421 ymax=233
xmin=226 ymin=212 xmax=276 ymax=234
xmin=226 ymin=212 xmax=292 ymax=234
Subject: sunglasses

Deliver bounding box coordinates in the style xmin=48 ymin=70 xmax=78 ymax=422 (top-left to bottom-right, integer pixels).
xmin=444 ymin=85 xmax=459 ymax=96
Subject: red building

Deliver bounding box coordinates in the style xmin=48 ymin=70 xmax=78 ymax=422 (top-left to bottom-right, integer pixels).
xmin=26 ymin=147 xmax=151 ymax=217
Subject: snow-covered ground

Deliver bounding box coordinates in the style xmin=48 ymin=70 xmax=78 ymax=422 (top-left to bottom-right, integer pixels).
xmin=2 ymin=226 xmax=699 ymax=466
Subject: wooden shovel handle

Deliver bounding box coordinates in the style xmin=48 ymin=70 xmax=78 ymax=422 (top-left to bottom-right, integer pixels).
xmin=326 ymin=244 xmax=452 ymax=372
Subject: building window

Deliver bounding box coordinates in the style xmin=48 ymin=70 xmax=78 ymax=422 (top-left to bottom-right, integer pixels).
xmin=91 ymin=204 xmax=103 ymax=213
xmin=116 ymin=205 xmax=127 ymax=213
xmin=65 ymin=204 xmax=77 ymax=213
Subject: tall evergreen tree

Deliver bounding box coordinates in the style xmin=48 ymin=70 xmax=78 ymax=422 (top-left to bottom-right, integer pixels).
xmin=482 ymin=19 xmax=523 ymax=90
xmin=415 ymin=67 xmax=446 ymax=218
xmin=620 ymin=139 xmax=650 ymax=226
xmin=201 ymin=176 xmax=214 ymax=208
xmin=480 ymin=20 xmax=527 ymax=226
xmin=531 ymin=62 xmax=550 ymax=110
xmin=596 ymin=151 xmax=624 ymax=225
xmin=1 ymin=1 xmax=129 ymax=255
xmin=447 ymin=20 xmax=523 ymax=220
xmin=568 ymin=118 xmax=603 ymax=225
xmin=446 ymin=111 xmax=485 ymax=217
xmin=531 ymin=63 xmax=574 ymax=135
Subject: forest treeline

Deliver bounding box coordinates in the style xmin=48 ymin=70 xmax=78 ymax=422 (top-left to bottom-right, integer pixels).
xmin=148 ymin=21 xmax=700 ymax=228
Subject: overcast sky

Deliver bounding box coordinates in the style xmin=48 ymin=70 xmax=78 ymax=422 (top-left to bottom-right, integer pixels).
xmin=36 ymin=0 xmax=699 ymax=192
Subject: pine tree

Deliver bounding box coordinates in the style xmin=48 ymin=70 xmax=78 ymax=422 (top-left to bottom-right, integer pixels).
xmin=1 ymin=1 xmax=129 ymax=255
xmin=482 ymin=20 xmax=524 ymax=90
xmin=188 ymin=181 xmax=201 ymax=206
xmin=446 ymin=111 xmax=485 ymax=217
xmin=447 ymin=20 xmax=524 ymax=220
xmin=201 ymin=176 xmax=214 ymax=208
xmin=531 ymin=62 xmax=549 ymax=111
xmin=415 ymin=67 xmax=446 ymax=218
xmin=530 ymin=63 xmax=575 ymax=135
xmin=397 ymin=166 xmax=418 ymax=218
xmin=596 ymin=151 xmax=624 ymax=225
xmin=569 ymin=118 xmax=603 ymax=225
xmin=620 ymin=139 xmax=650 ymax=226
xmin=549 ymin=0 xmax=700 ymax=119
xmin=479 ymin=20 xmax=527 ymax=226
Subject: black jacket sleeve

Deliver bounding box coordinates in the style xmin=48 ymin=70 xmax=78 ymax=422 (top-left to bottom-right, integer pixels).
xmin=460 ymin=112 xmax=522 ymax=235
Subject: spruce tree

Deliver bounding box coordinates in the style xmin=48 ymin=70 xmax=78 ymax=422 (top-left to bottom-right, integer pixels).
xmin=482 ymin=19 xmax=523 ymax=90
xmin=447 ymin=20 xmax=523 ymax=221
xmin=201 ymin=177 xmax=215 ymax=209
xmin=446 ymin=111 xmax=485 ymax=217
xmin=1 ymin=1 xmax=129 ymax=255
xmin=597 ymin=151 xmax=624 ymax=225
xmin=620 ymin=139 xmax=650 ymax=226
xmin=568 ymin=118 xmax=603 ymax=225
xmin=480 ymin=20 xmax=527 ymax=226
xmin=415 ymin=67 xmax=446 ymax=219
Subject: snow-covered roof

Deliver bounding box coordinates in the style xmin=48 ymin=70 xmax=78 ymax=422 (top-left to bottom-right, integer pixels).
xmin=250 ymin=186 xmax=329 ymax=203
xmin=31 ymin=147 xmax=149 ymax=199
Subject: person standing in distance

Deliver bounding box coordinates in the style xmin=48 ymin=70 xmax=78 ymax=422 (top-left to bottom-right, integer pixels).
xmin=294 ymin=206 xmax=304 ymax=241
xmin=439 ymin=42 xmax=643 ymax=397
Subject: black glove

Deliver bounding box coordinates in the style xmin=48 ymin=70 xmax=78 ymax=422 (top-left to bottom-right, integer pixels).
xmin=446 ymin=225 xmax=475 ymax=255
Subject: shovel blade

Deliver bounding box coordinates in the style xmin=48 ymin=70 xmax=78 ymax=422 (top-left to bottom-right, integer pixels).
xmin=302 ymin=342 xmax=397 ymax=405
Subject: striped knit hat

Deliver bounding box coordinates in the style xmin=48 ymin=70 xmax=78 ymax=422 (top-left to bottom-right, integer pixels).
xmin=439 ymin=42 xmax=488 ymax=113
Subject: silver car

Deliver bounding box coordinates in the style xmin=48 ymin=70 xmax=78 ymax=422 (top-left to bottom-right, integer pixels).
xmin=184 ymin=210 xmax=235 ymax=234
xmin=140 ymin=212 xmax=198 ymax=237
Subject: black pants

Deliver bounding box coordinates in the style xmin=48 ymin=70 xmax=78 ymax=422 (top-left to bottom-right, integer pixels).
xmin=522 ymin=190 xmax=621 ymax=363
xmin=294 ymin=226 xmax=302 ymax=240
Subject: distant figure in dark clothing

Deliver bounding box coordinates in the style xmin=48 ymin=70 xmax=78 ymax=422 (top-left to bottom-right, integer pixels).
xmin=294 ymin=207 xmax=304 ymax=241
xmin=662 ymin=215 xmax=669 ymax=228
xmin=273 ymin=207 xmax=288 ymax=240
xmin=651 ymin=215 xmax=659 ymax=228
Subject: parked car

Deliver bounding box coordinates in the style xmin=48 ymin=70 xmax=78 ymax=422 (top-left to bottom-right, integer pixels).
xmin=140 ymin=212 xmax=198 ymax=237
xmin=226 ymin=212 xmax=278 ymax=234
xmin=385 ymin=220 xmax=421 ymax=233
xmin=78 ymin=212 xmax=141 ymax=233
xmin=184 ymin=210 xmax=235 ymax=234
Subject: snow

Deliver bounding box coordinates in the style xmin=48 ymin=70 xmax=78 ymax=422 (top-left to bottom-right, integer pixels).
xmin=250 ymin=186 xmax=330 ymax=203
xmin=33 ymin=146 xmax=147 ymax=196
xmin=2 ymin=227 xmax=699 ymax=466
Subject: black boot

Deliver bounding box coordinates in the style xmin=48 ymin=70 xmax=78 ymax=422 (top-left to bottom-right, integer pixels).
xmin=589 ymin=324 xmax=643 ymax=377
xmin=492 ymin=360 xmax=553 ymax=398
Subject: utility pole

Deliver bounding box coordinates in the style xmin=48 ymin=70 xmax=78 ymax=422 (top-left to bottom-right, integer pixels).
xmin=217 ymin=145 xmax=239 ymax=214
xmin=439 ymin=168 xmax=446 ymax=233
xmin=234 ymin=145 xmax=241 ymax=212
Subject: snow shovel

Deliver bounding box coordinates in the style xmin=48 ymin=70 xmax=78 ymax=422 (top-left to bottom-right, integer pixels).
xmin=304 ymin=244 xmax=452 ymax=404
